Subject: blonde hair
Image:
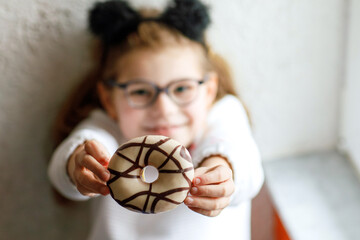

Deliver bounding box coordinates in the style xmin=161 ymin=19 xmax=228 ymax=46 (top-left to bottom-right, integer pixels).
xmin=53 ymin=20 xmax=240 ymax=145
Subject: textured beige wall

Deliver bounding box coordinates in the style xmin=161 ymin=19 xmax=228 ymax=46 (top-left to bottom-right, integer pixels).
xmin=0 ymin=0 xmax=346 ymax=238
xmin=0 ymin=0 xmax=95 ymax=238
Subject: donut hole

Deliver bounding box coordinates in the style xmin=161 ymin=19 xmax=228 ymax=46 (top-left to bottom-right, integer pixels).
xmin=140 ymin=165 xmax=159 ymax=183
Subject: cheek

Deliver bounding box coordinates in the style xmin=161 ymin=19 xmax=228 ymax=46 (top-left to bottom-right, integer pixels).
xmin=185 ymin=96 xmax=209 ymax=130
xmin=114 ymin=103 xmax=144 ymax=140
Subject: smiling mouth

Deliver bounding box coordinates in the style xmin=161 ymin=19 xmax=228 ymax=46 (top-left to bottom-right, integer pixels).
xmin=144 ymin=124 xmax=185 ymax=135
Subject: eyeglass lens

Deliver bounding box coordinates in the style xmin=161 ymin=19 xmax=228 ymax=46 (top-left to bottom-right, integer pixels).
xmin=125 ymin=79 xmax=200 ymax=108
xmin=126 ymin=82 xmax=156 ymax=107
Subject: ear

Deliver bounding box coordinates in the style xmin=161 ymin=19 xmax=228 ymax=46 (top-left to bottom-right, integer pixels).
xmin=205 ymin=72 xmax=219 ymax=109
xmin=97 ymin=83 xmax=118 ymax=120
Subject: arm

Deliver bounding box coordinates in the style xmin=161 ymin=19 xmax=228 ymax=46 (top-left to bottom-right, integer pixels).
xmin=48 ymin=111 xmax=121 ymax=201
xmin=185 ymin=95 xmax=264 ymax=215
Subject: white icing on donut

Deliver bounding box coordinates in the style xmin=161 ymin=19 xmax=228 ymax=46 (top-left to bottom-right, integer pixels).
xmin=107 ymin=135 xmax=194 ymax=214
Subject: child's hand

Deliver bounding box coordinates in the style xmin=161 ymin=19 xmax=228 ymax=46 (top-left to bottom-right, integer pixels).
xmin=67 ymin=140 xmax=111 ymax=197
xmin=184 ymin=156 xmax=234 ymax=217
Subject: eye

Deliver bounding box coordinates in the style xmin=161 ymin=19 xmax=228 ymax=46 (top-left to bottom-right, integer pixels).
xmin=129 ymin=88 xmax=151 ymax=96
xmin=174 ymin=85 xmax=191 ymax=93
xmin=172 ymin=82 xmax=196 ymax=96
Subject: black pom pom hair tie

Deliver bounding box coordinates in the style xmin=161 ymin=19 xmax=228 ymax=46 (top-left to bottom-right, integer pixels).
xmin=88 ymin=0 xmax=211 ymax=65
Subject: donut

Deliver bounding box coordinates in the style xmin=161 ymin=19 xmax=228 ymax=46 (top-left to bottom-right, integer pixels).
xmin=107 ymin=135 xmax=194 ymax=214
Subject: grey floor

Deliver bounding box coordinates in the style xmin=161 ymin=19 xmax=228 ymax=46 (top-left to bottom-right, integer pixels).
xmin=264 ymin=150 xmax=360 ymax=240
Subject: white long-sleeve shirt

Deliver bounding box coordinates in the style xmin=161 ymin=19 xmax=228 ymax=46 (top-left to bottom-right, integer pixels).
xmin=48 ymin=95 xmax=264 ymax=240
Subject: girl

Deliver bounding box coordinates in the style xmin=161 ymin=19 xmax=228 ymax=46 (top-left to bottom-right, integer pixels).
xmin=48 ymin=0 xmax=264 ymax=239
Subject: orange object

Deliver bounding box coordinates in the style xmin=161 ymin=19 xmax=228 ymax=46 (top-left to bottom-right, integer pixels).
xmin=274 ymin=211 xmax=291 ymax=240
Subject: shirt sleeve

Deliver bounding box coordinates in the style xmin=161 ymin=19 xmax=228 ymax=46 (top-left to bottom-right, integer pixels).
xmin=191 ymin=95 xmax=264 ymax=206
xmin=47 ymin=111 xmax=121 ymax=201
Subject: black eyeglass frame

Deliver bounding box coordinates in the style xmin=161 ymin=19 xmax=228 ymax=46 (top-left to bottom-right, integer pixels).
xmin=104 ymin=75 xmax=210 ymax=108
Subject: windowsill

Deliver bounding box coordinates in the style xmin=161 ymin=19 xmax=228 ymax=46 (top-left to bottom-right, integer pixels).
xmin=263 ymin=150 xmax=360 ymax=240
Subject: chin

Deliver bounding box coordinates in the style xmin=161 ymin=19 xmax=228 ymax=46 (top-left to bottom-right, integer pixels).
xmin=147 ymin=132 xmax=191 ymax=147
xmin=170 ymin=134 xmax=192 ymax=148
xmin=140 ymin=125 xmax=195 ymax=147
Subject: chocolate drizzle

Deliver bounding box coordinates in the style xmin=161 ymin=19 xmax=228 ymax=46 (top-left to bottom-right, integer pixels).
xmin=143 ymin=183 xmax=152 ymax=213
xmin=107 ymin=136 xmax=194 ymax=214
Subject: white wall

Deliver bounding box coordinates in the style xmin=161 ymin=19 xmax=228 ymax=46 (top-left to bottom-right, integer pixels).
xmin=0 ymin=0 xmax=348 ymax=238
xmin=206 ymin=0 xmax=345 ymax=160
xmin=340 ymin=0 xmax=360 ymax=174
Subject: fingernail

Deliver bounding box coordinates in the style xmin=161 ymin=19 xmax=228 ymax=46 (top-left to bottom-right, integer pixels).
xmin=101 ymin=186 xmax=109 ymax=195
xmin=100 ymin=159 xmax=109 ymax=167
xmin=191 ymin=187 xmax=198 ymax=195
xmin=194 ymin=178 xmax=201 ymax=185
xmin=185 ymin=197 xmax=193 ymax=205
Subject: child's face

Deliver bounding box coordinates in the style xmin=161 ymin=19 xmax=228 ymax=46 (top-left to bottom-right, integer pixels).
xmin=98 ymin=46 xmax=217 ymax=147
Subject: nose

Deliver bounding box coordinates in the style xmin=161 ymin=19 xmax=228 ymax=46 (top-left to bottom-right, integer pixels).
xmin=149 ymin=92 xmax=178 ymax=118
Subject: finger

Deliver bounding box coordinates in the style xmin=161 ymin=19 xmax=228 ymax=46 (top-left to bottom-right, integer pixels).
xmin=194 ymin=165 xmax=232 ymax=186
xmin=74 ymin=148 xmax=87 ymax=168
xmin=73 ymin=145 xmax=110 ymax=182
xmin=74 ymin=168 xmax=110 ymax=196
xmin=193 ymin=167 xmax=209 ymax=177
xmin=188 ymin=207 xmax=222 ymax=217
xmin=184 ymin=195 xmax=230 ymax=211
xmin=191 ymin=166 xmax=213 ymax=186
xmin=81 ymin=153 xmax=110 ymax=182
xmin=72 ymin=144 xmax=85 ymax=158
xmin=76 ymin=184 xmax=98 ymax=197
xmin=190 ymin=180 xmax=234 ymax=197
xmin=84 ymin=140 xmax=110 ymax=167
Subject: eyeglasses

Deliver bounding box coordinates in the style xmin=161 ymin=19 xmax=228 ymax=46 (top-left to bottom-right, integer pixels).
xmin=105 ymin=76 xmax=209 ymax=109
